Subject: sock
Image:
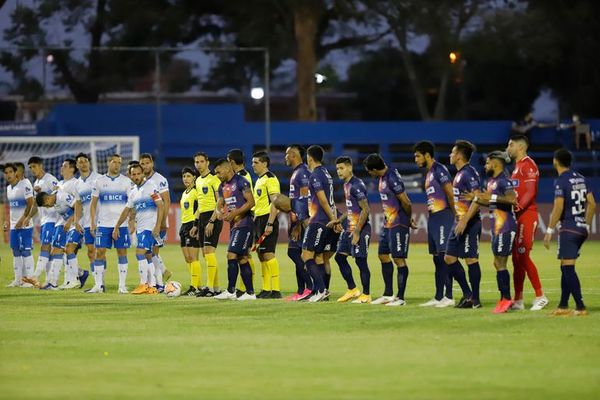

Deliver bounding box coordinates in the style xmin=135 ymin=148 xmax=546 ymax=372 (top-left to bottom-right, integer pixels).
xmin=288 ymin=247 xmax=306 ymax=293
xmin=66 ymin=253 xmax=79 ymax=283
xmin=306 ymin=258 xmax=324 ymax=292
xmin=448 ymin=261 xmax=472 ymax=298
xmin=34 ymin=250 xmax=50 ymax=278
xmin=335 ymin=253 xmax=356 ymax=290
xmin=319 ymin=264 xmax=331 ymax=290
xmin=242 ymin=256 xmax=255 ymax=291
xmin=267 ymin=258 xmax=280 ymax=291
xmin=563 ymin=265 xmax=585 ymax=310
xmin=355 ymin=257 xmax=370 ymax=295
xmin=205 ymin=253 xmax=219 ymax=290
xmin=496 ymin=269 xmax=511 ymax=300
xmin=523 ymin=252 xmax=543 ymax=297
xmin=147 ymin=257 xmax=157 ymax=286
xmin=50 ymin=255 xmax=64 ymax=286
xmin=240 ymin=262 xmax=254 ymax=294
xmin=261 ymin=261 xmax=272 ymax=291
xmin=136 ymin=254 xmax=148 ymax=284
xmin=381 ymin=261 xmax=394 ymax=296
xmin=227 ymin=259 xmax=239 ymax=293
xmin=397 ymin=265 xmax=409 ymax=300
xmin=12 ymin=249 xmax=23 ymax=283
xmin=190 ymin=260 xmax=201 ymax=288
xmin=157 ymin=254 xmax=167 ymax=274
xmin=94 ymin=259 xmax=106 ymax=287
xmin=152 ymin=256 xmax=163 ymax=286
xmin=445 ymin=272 xmax=453 ymax=299
xmin=512 ymin=253 xmax=526 ymax=300
xmin=21 ymin=250 xmax=34 ymax=278
xmin=118 ymin=256 xmax=128 ymax=288
xmin=559 ymin=265 xmax=569 ymax=308
xmin=433 ymin=254 xmax=449 ymax=300
xmin=467 ymin=262 xmax=481 ymax=301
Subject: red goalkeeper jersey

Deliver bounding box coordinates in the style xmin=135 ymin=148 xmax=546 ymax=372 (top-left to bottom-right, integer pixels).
xmin=511 ymin=156 xmax=539 ymax=215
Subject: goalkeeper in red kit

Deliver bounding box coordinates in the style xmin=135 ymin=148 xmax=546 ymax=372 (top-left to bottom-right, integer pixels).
xmin=506 ymin=135 xmax=548 ymax=311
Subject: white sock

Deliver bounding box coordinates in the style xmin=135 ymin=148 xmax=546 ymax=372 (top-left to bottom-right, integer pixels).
xmin=96 ymin=261 xmax=105 ymax=287
xmin=147 ymin=258 xmax=157 ymax=287
xmin=13 ymin=256 xmax=23 ymax=283
xmin=34 ymin=253 xmax=49 ymax=278
xmin=23 ymin=254 xmax=34 ymax=277
xmin=158 ymin=255 xmax=167 ymax=274
xmin=66 ymin=255 xmax=79 ymax=283
xmin=50 ymin=257 xmax=63 ymax=286
xmin=118 ymin=264 xmax=128 ymax=288
xmin=137 ymin=258 xmax=149 ymax=284
xmin=152 ymin=256 xmax=164 ymax=286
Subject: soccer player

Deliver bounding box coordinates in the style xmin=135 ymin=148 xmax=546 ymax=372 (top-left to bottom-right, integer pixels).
xmin=331 ymin=156 xmax=372 ymax=304
xmin=265 ymin=145 xmax=313 ymax=301
xmin=4 ymin=163 xmax=35 ymax=288
xmin=251 ymin=151 xmax=282 ymax=299
xmin=179 ymin=167 xmax=201 ymax=296
xmin=301 ymin=145 xmax=337 ymax=303
xmin=89 ymin=154 xmax=131 ymax=293
xmin=506 ymin=135 xmax=548 ymax=311
xmin=544 ymin=149 xmax=596 ymax=316
xmin=23 ymin=157 xmax=58 ymax=287
xmin=445 ymin=141 xmax=481 ymax=308
xmin=463 ymin=151 xmax=517 ymax=314
xmin=212 ymin=159 xmax=256 ymax=301
xmin=363 ymin=154 xmax=413 ymax=306
xmin=139 ymin=153 xmax=172 ymax=290
xmin=413 ymin=141 xmax=459 ymax=308
xmin=227 ymin=148 xmax=256 ymax=293
xmin=114 ymin=163 xmax=165 ymax=295
xmin=190 ymin=152 xmax=223 ymax=297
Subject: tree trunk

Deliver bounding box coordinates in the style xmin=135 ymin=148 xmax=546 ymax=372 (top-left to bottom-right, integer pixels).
xmin=293 ymin=2 xmax=321 ymax=121
xmin=399 ymin=48 xmax=432 ymax=121
xmin=433 ymin=69 xmax=449 ymax=120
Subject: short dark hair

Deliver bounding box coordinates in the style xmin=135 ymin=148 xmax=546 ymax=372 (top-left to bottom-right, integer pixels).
xmin=363 ymin=153 xmax=386 ymax=171
xmin=214 ymin=158 xmax=230 ymax=168
xmin=227 ymin=149 xmax=244 ymax=165
xmin=194 ymin=152 xmax=208 ymax=161
xmin=128 ymin=164 xmax=143 ymax=174
xmin=3 ymin=163 xmax=16 ymax=172
xmin=554 ymin=148 xmax=572 ymax=168
xmin=307 ymin=145 xmax=324 ymax=163
xmin=454 ymin=140 xmax=476 ymax=161
xmin=27 ymin=156 xmax=43 ymax=165
xmin=35 ymin=191 xmax=50 ymax=207
xmin=510 ymin=134 xmax=530 ymax=149
xmin=335 ymin=156 xmax=352 ymax=166
xmin=64 ymin=158 xmax=78 ymax=174
xmin=181 ymin=166 xmax=197 ymax=176
xmin=413 ymin=141 xmax=435 ymax=158
xmin=15 ymin=162 xmax=25 ymax=171
xmin=252 ymin=151 xmax=270 ymax=167
xmin=110 ymin=153 xmax=122 ymax=161
xmin=287 ymin=144 xmax=305 ymax=160
xmin=487 ymin=150 xmax=511 ymax=164
xmin=140 ymin=153 xmax=153 ymax=161
xmin=75 ymin=152 xmax=90 ymax=161
xmin=128 ymin=160 xmax=140 ymax=167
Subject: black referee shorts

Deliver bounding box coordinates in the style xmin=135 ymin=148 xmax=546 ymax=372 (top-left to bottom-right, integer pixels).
xmin=180 ymin=221 xmax=200 ymax=248
xmin=199 ymin=211 xmax=223 ymax=248
xmin=254 ymin=214 xmax=278 ymax=254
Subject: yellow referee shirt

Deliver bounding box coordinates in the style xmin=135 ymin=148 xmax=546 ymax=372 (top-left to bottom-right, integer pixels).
xmin=195 ymin=172 xmax=220 ymax=213
xmin=180 ymin=187 xmax=199 ymax=223
xmin=253 ymin=171 xmax=280 ymax=217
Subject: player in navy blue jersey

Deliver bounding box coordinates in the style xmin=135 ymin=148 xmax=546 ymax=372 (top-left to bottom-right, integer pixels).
xmin=544 ymin=149 xmax=596 ymax=316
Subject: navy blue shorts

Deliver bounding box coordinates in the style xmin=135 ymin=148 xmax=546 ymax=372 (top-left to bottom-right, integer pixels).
xmin=337 ymin=225 xmax=371 ymax=258
xmin=95 ymin=226 xmax=131 ymax=249
xmin=491 ymin=231 xmax=516 ymax=257
xmin=427 ymin=209 xmax=454 ymax=255
xmin=378 ymin=225 xmax=410 ymax=259
xmin=302 ymin=223 xmax=330 ymax=253
xmin=9 ymin=228 xmax=33 ymax=251
xmin=324 ymin=228 xmax=339 ymax=253
xmin=52 ymin=225 xmax=68 ymax=249
xmin=66 ymin=229 xmax=83 ymax=245
xmin=228 ymin=225 xmax=253 ymax=255
xmin=445 ymin=219 xmax=481 ymax=259
xmin=40 ymin=223 xmax=55 ymax=246
xmin=558 ymin=230 xmax=587 ymax=259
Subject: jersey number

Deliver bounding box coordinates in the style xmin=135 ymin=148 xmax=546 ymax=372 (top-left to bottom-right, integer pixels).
xmin=571 ymin=189 xmax=587 ymax=215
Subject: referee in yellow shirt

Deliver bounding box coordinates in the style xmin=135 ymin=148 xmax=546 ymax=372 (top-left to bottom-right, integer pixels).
xmin=251 ymin=151 xmax=282 ymax=299
xmin=190 ymin=152 xmax=223 ymax=297
xmin=179 ymin=167 xmax=201 ymax=296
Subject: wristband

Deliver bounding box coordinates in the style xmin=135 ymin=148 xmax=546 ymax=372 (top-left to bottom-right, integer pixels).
xmin=490 ymin=194 xmax=498 ymax=203
xmin=546 ymin=227 xmax=555 ymax=235
xmin=266 ymin=222 xmax=274 ymax=227
xmin=208 ymin=220 xmax=215 ymax=224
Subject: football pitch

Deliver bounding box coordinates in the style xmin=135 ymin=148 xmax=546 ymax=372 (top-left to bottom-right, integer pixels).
xmin=1 ymin=242 xmax=599 ymax=399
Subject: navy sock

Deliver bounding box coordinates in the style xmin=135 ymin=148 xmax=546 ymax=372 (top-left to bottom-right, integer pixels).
xmin=448 ymin=261 xmax=472 ymax=298
xmin=335 ymin=253 xmax=356 ymax=290
xmin=239 ymin=262 xmax=254 ymax=295
xmin=306 ymin=259 xmax=324 ymax=292
xmin=564 ymin=265 xmax=585 ymax=310
xmin=396 ymin=265 xmax=409 ymax=300
xmin=319 ymin=264 xmax=331 ymax=290
xmin=227 ymin=259 xmax=239 ymax=293
xmin=467 ymin=262 xmax=481 ymax=301
xmin=287 ymin=248 xmax=306 ymax=293
xmin=355 ymin=257 xmax=370 ymax=295
xmin=559 ymin=265 xmax=569 ymax=308
xmin=433 ymin=255 xmax=447 ymax=300
xmin=496 ymin=269 xmax=511 ymax=300
xmin=381 ymin=261 xmax=394 ymax=296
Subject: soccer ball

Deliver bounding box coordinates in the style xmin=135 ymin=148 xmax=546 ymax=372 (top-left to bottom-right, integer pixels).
xmin=164 ymin=281 xmax=182 ymax=298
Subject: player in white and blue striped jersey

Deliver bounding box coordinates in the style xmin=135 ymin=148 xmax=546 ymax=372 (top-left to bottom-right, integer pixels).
xmin=89 ymin=154 xmax=131 ymax=293
xmin=4 ymin=163 xmax=35 ymax=288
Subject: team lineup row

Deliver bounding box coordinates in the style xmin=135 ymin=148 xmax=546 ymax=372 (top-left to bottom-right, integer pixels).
xmin=3 ymin=135 xmax=595 ymax=314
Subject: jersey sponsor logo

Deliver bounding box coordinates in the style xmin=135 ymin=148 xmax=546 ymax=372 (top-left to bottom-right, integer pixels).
xmin=102 ymin=194 xmax=124 ymax=201
xmin=426 ymin=186 xmax=435 ymax=195
xmin=380 ymin=193 xmax=388 ymax=201
xmin=381 ymin=181 xmax=387 ymax=189
xmin=160 ymin=181 xmax=167 ymax=188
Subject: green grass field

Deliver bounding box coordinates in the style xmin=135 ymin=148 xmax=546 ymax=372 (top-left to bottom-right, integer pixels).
xmin=1 ymin=241 xmax=599 ymax=399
